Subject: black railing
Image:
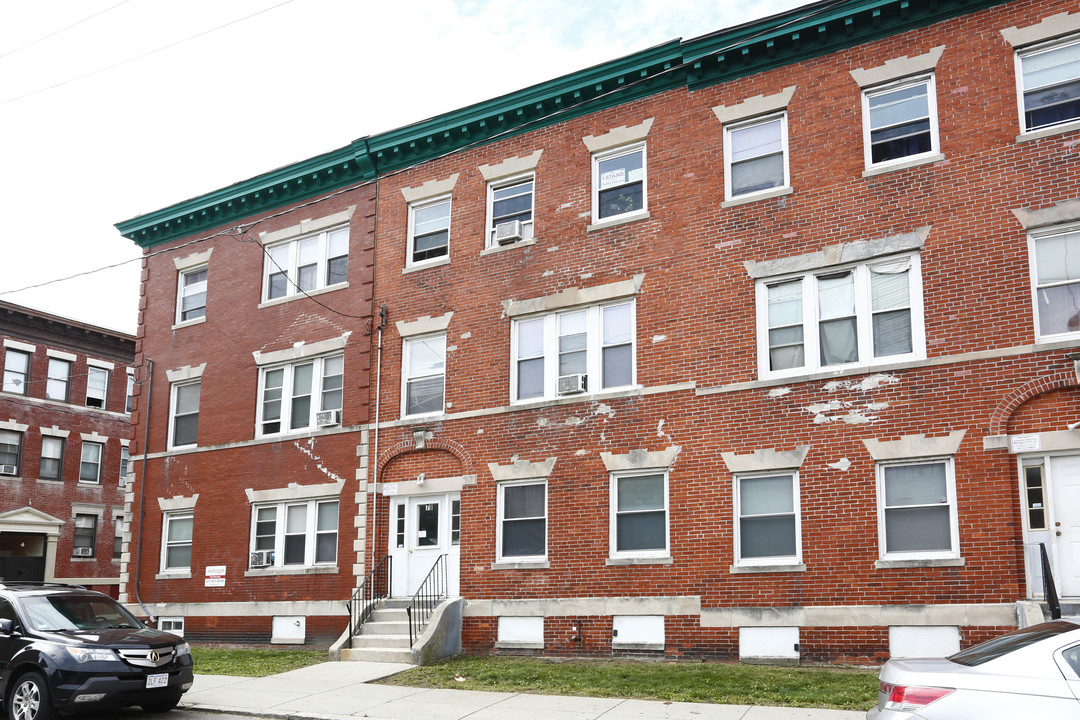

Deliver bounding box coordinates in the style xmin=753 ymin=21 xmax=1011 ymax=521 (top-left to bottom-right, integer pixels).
xmin=346 ymin=555 xmax=392 ymax=638
xmin=1040 ymin=543 xmax=1062 ymax=620
xmin=406 ymin=554 xmax=447 ymax=647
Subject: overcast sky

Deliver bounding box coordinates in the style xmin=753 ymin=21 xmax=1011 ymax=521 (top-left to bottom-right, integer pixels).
xmin=0 ymin=0 xmax=806 ymax=335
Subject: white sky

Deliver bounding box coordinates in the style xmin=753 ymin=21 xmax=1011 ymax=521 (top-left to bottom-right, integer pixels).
xmin=0 ymin=0 xmax=806 ymax=334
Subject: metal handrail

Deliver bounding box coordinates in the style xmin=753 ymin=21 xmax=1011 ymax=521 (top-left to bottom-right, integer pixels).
xmin=346 ymin=555 xmax=392 ymax=638
xmin=1040 ymin=543 xmax=1061 ymax=620
xmin=406 ymin=554 xmax=447 ymax=647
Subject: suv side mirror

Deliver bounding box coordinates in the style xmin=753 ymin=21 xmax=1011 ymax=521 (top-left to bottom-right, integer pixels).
xmin=0 ymin=618 xmax=14 ymax=635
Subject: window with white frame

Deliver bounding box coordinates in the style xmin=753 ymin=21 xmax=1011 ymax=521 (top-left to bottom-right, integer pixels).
xmin=73 ymin=514 xmax=97 ymax=557
xmin=488 ymin=176 xmax=535 ymax=246
xmin=402 ymin=335 xmax=445 ymax=417
xmin=1030 ymin=226 xmax=1080 ymax=340
xmin=3 ymin=350 xmax=29 ymax=395
xmin=119 ymin=446 xmax=130 ymax=485
xmin=79 ymin=442 xmax=102 ymax=484
xmin=169 ymin=381 xmax=200 ymax=448
xmin=725 ymin=114 xmax=789 ymax=200
xmin=877 ymin=459 xmax=958 ymax=560
xmin=158 ymin=617 xmax=184 ymax=636
xmin=258 ymin=354 xmax=343 ymax=436
xmin=85 ymin=366 xmax=108 ymax=408
xmin=251 ymin=499 xmax=338 ymax=567
xmin=177 ymin=265 xmax=208 ymax=322
xmin=46 ymin=358 xmax=71 ymax=402
xmin=593 ymin=143 xmax=646 ymax=221
xmin=497 ymin=480 xmax=546 ymax=561
xmin=264 ymin=226 xmax=349 ymax=301
xmin=113 ymin=514 xmax=125 ymax=560
xmin=125 ymin=371 xmax=134 ymax=413
xmin=513 ymin=301 xmax=634 ymax=402
xmin=39 ymin=436 xmax=63 ymax=480
xmin=162 ymin=511 xmax=193 ymax=572
xmin=735 ymin=473 xmax=800 ymax=565
xmin=759 ymin=254 xmax=924 ymax=378
xmin=0 ymin=431 xmax=22 ymax=475
xmin=1017 ymin=34 xmax=1080 ymax=133
xmin=862 ymin=76 xmax=939 ymax=167
xmin=610 ymin=472 xmax=668 ymax=558
xmin=409 ymin=197 xmax=451 ymax=265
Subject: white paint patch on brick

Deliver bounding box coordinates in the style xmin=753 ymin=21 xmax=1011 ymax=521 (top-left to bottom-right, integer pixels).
xmin=768 ymin=387 xmax=791 ymax=397
xmin=652 ymin=335 xmax=666 ymax=343
xmin=476 ymin=428 xmax=484 ymax=434
xmin=580 ymin=273 xmax=593 ymax=281
xmin=828 ymin=458 xmax=852 ymax=471
xmin=447 ymin=344 xmax=458 ymax=352
xmin=565 ymin=417 xmax=584 ymax=426
xmin=595 ymin=404 xmax=615 ymax=418
xmin=293 ymin=440 xmax=345 ymax=483
xmin=824 ymin=373 xmax=899 ymax=393
xmin=460 ymin=332 xmax=472 ymax=339
xmin=575 ymin=449 xmax=589 ymax=456
xmin=536 ymin=418 xmax=549 ymax=427
xmin=546 ymin=246 xmax=559 ymax=253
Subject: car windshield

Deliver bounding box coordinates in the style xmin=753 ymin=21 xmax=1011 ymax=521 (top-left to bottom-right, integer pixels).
xmin=20 ymin=595 xmax=143 ymax=632
xmin=949 ymin=620 xmax=1079 ymax=666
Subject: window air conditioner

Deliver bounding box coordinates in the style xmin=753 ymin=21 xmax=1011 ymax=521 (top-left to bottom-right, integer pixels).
xmin=494 ymin=220 xmax=523 ymax=245
xmin=557 ymin=373 xmax=588 ymax=395
xmin=315 ymin=409 xmax=340 ymax=428
xmin=249 ymin=550 xmax=274 ymax=568
xmin=0 ymin=465 xmax=16 ymax=476
xmin=73 ymin=546 xmax=93 ymax=557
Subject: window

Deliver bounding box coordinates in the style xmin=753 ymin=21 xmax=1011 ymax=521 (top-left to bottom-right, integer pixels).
xmin=735 ymin=473 xmax=800 ymax=565
xmin=169 ymin=381 xmax=200 ymax=448
xmin=113 ymin=514 xmax=125 ymax=560
xmin=593 ymin=144 xmax=646 ymax=221
xmin=1023 ymin=463 xmax=1048 ymax=532
xmin=258 ymin=355 xmax=343 ymax=436
xmin=177 ymin=266 xmax=208 ymax=322
xmin=162 ymin=512 xmax=193 ymax=571
xmin=451 ymin=499 xmax=461 ymax=546
xmin=862 ymin=76 xmax=939 ymax=167
xmin=264 ymin=226 xmax=349 ymax=301
xmin=119 ymin=446 xmax=130 ymax=485
xmin=0 ymin=431 xmax=22 ymax=475
xmin=497 ymin=481 xmax=546 ymax=561
xmin=251 ymin=499 xmax=338 ymax=567
xmin=512 ymin=301 xmax=635 ymax=402
xmin=610 ymin=472 xmax=668 ymax=558
xmin=1017 ymin=35 xmax=1080 ymax=133
xmin=158 ymin=617 xmax=184 ymax=636
xmin=488 ymin=176 xmax=535 ymax=246
xmin=3 ymin=350 xmax=29 ymax=395
xmin=1031 ymin=227 xmax=1080 ymax=340
xmin=46 ymin=358 xmax=71 ymax=402
xmin=724 ymin=114 xmax=788 ymax=200
xmin=73 ymin=514 xmax=97 ymax=557
xmin=125 ymin=371 xmax=134 ymax=413
xmin=79 ymin=442 xmax=102 ymax=484
xmin=408 ymin=197 xmax=451 ymax=265
xmin=39 ymin=437 xmax=63 ymax=480
xmin=403 ymin=335 xmax=445 ymax=417
xmin=877 ymin=459 xmax=958 ymax=560
xmin=759 ymin=255 xmax=923 ymax=377
xmin=85 ymin=366 xmax=108 ymax=408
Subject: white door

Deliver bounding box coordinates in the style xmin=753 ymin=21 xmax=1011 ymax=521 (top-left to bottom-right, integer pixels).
xmin=388 ymin=492 xmax=460 ymax=597
xmin=1051 ymin=456 xmax=1080 ymax=597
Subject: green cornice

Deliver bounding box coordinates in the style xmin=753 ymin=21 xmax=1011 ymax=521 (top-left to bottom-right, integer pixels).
xmin=117 ymin=0 xmax=1013 ymax=248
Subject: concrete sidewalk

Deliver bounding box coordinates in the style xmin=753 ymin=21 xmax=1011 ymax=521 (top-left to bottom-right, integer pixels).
xmin=181 ymin=662 xmax=867 ymax=720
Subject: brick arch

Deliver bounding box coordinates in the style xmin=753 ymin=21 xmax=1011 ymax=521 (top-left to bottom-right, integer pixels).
xmin=989 ymin=365 xmax=1079 ymax=435
xmin=376 ymin=435 xmax=474 ymax=477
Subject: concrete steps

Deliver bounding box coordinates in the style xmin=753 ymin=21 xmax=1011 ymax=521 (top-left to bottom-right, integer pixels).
xmin=342 ymin=601 xmax=414 ymax=663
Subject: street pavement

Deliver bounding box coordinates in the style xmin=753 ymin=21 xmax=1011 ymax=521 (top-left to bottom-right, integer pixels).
xmin=180 ymin=662 xmax=868 ymax=720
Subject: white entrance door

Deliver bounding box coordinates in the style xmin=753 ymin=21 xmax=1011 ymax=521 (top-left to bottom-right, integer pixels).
xmin=388 ymin=492 xmax=460 ymax=598
xmin=1051 ymin=456 xmax=1080 ymax=597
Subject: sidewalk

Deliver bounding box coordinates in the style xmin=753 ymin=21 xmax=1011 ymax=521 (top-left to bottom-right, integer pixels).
xmin=181 ymin=662 xmax=867 ymax=720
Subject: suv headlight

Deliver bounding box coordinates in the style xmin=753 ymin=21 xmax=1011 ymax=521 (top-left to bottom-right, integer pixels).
xmin=66 ymin=647 xmax=119 ymax=663
xmin=174 ymin=642 xmax=191 ymax=658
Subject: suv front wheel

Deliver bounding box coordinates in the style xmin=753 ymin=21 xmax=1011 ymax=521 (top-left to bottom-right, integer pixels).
xmin=8 ymin=672 xmax=56 ymax=720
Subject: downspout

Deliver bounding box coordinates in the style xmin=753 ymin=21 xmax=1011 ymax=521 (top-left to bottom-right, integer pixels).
xmin=133 ymin=358 xmax=154 ymax=621
xmin=370 ymin=304 xmax=387 ymax=570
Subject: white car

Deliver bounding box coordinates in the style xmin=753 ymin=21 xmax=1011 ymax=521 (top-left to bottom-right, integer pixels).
xmin=867 ymin=619 xmax=1080 ymax=718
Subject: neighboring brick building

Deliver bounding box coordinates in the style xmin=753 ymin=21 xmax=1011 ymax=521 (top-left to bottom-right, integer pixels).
xmin=118 ymin=0 xmax=1080 ymax=661
xmin=0 ymin=301 xmax=135 ymax=598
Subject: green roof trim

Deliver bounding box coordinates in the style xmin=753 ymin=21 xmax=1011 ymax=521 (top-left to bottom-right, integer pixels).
xmin=117 ymin=0 xmax=1012 ymax=248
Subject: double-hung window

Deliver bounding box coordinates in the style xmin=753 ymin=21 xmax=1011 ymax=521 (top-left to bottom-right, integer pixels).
xmin=3 ymin=350 xmax=29 ymax=395
xmin=125 ymin=371 xmax=135 ymax=413
xmin=497 ymin=480 xmax=546 ymax=562
xmin=86 ymin=366 xmax=108 ymax=408
xmin=759 ymin=254 xmax=924 ymax=378
xmin=39 ymin=437 xmax=63 ymax=480
xmin=725 ymin=114 xmax=788 ymax=200
xmin=610 ymin=472 xmax=668 ymax=559
xmin=258 ymin=354 xmax=343 ymax=436
xmin=73 ymin=515 xmax=97 ymax=557
xmin=46 ymin=358 xmax=71 ymax=402
xmin=593 ymin=144 xmax=646 ymax=222
xmin=512 ymin=301 xmax=635 ymax=402
xmin=119 ymin=446 xmax=130 ymax=485
xmin=162 ymin=511 xmax=193 ymax=572
xmin=169 ymin=381 xmax=200 ymax=448
xmin=1030 ymin=226 xmax=1080 ymax=340
xmin=177 ymin=266 xmax=208 ymax=322
xmin=488 ymin=177 xmax=535 ymax=246
xmin=1017 ymin=35 xmax=1080 ymax=133
xmin=409 ymin=197 xmax=451 ymax=265
xmin=79 ymin=442 xmax=102 ymax=484
xmin=113 ymin=514 xmax=125 ymax=560
xmin=402 ymin=335 xmax=445 ymax=417
xmin=877 ymin=459 xmax=958 ymax=561
xmin=264 ymin=226 xmax=349 ymax=301
xmin=735 ymin=473 xmax=800 ymax=566
xmin=0 ymin=431 xmax=22 ymax=475
xmin=251 ymin=499 xmax=338 ymax=568
xmin=862 ymin=76 xmax=939 ymax=167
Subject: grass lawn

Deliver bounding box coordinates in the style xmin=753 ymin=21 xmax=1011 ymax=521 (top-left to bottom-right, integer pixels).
xmin=191 ymin=647 xmax=328 ymax=677
xmin=379 ymin=656 xmax=879 ymax=711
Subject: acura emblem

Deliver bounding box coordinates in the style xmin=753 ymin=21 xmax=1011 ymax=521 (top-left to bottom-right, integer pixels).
xmin=148 ymin=650 xmax=159 ymax=663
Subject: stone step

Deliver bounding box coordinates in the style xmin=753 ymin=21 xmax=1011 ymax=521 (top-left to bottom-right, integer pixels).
xmin=360 ymin=620 xmax=410 ymax=636
xmin=340 ymin=646 xmax=414 ymax=664
xmin=351 ymin=633 xmax=412 ymax=649
xmin=369 ymin=608 xmax=410 ymax=623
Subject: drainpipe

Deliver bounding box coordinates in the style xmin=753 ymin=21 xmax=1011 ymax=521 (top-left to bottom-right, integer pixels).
xmin=370 ymin=304 xmax=387 ymax=573
xmin=133 ymin=358 xmax=155 ymax=622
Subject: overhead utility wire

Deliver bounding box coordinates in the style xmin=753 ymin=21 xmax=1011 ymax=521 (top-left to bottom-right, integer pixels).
xmin=0 ymin=0 xmax=133 ymax=60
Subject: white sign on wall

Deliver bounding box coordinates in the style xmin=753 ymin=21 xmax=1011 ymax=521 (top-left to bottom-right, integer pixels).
xmin=204 ymin=565 xmax=226 ymax=588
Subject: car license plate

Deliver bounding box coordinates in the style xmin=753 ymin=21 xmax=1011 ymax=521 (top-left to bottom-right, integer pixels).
xmin=146 ymin=674 xmax=169 ymax=689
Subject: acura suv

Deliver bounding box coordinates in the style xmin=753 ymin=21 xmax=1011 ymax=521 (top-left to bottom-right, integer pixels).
xmin=0 ymin=582 xmax=193 ymax=719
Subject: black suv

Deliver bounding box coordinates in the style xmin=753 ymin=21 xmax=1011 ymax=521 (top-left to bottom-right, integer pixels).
xmin=0 ymin=582 xmax=193 ymax=719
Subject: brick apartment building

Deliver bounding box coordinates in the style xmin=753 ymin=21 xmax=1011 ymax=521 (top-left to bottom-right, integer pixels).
xmin=117 ymin=0 xmax=1080 ymax=661
xmin=0 ymin=301 xmax=135 ymax=597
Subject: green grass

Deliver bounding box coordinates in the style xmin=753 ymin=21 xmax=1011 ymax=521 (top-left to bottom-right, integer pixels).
xmin=191 ymin=647 xmax=328 ymax=677
xmin=379 ymin=656 xmax=878 ymax=711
